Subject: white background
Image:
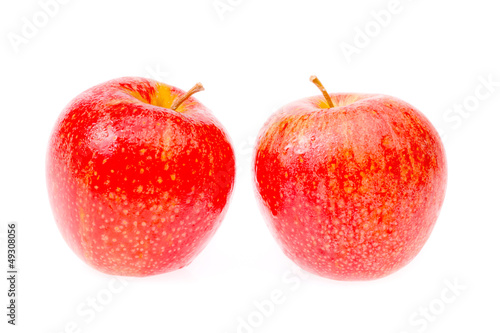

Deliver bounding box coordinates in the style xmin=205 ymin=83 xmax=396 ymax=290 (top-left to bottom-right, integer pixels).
xmin=1 ymin=0 xmax=499 ymax=332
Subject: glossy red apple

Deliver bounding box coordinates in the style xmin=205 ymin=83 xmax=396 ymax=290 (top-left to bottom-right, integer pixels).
xmin=254 ymin=76 xmax=447 ymax=280
xmin=47 ymin=77 xmax=235 ymax=277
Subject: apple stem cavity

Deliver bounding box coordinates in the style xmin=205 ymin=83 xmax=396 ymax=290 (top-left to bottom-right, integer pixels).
xmin=310 ymin=75 xmax=335 ymax=108
xmin=171 ymin=83 xmax=205 ymax=111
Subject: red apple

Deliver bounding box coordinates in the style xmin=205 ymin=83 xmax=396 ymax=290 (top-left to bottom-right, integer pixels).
xmin=47 ymin=77 xmax=235 ymax=277
xmin=253 ymin=76 xmax=447 ymax=280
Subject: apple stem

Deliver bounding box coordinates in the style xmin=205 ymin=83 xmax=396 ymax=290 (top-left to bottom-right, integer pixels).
xmin=310 ymin=75 xmax=335 ymax=108
xmin=171 ymin=83 xmax=205 ymax=111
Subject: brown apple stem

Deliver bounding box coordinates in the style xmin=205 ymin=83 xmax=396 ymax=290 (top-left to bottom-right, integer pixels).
xmin=171 ymin=83 xmax=205 ymax=111
xmin=310 ymin=75 xmax=335 ymax=108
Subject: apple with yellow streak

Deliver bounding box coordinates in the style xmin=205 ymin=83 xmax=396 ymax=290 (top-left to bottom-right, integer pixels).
xmin=47 ymin=77 xmax=235 ymax=276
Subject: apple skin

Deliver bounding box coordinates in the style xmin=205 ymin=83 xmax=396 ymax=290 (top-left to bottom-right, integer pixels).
xmin=47 ymin=77 xmax=235 ymax=277
xmin=254 ymin=93 xmax=447 ymax=281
